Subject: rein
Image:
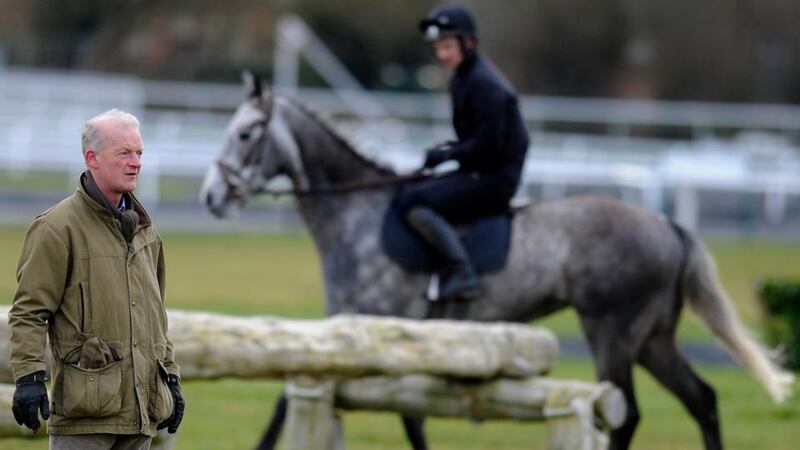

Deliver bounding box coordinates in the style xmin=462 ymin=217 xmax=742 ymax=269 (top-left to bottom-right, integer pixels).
xmin=215 ymin=91 xmax=445 ymax=198
xmin=252 ymin=170 xmax=436 ymax=197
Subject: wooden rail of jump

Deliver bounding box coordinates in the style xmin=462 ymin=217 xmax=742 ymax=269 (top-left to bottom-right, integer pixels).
xmin=0 ymin=307 xmax=625 ymax=449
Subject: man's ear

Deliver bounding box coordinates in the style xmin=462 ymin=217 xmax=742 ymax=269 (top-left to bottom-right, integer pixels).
xmin=85 ymin=149 xmax=100 ymax=169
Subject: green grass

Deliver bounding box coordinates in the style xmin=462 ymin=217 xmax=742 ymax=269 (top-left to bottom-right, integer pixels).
xmin=161 ymin=231 xmax=325 ymax=317
xmin=1 ymin=226 xmax=799 ymax=449
xmin=0 ymin=169 xmax=74 ymax=195
xmin=4 ymin=361 xmax=799 ymax=450
xmin=4 ymin=227 xmax=794 ymax=341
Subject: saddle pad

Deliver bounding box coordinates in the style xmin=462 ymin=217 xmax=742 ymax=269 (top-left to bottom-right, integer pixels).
xmin=380 ymin=203 xmax=512 ymax=274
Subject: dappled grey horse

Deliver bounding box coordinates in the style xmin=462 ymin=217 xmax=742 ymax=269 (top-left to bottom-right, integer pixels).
xmin=200 ymin=74 xmax=793 ymax=450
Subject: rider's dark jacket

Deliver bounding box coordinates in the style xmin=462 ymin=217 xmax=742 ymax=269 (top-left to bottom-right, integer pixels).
xmin=395 ymin=51 xmax=529 ymax=222
xmin=447 ymin=52 xmax=529 ymax=182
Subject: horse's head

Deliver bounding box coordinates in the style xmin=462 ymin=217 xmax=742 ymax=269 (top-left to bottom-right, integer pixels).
xmin=202 ymin=71 xmax=397 ymax=218
xmin=201 ymin=72 xmax=301 ymax=217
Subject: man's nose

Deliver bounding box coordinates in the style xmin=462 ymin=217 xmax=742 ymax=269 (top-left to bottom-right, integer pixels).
xmin=129 ymin=154 xmax=142 ymax=167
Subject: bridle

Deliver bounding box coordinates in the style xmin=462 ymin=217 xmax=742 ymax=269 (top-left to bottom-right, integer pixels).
xmin=214 ymin=94 xmax=439 ymax=199
xmin=214 ymin=95 xmax=273 ymax=201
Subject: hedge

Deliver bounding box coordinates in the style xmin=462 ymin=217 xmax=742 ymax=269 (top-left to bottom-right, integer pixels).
xmin=759 ymin=279 xmax=800 ymax=370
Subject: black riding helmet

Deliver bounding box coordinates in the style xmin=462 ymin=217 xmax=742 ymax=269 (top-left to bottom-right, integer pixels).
xmin=418 ymin=4 xmax=477 ymax=42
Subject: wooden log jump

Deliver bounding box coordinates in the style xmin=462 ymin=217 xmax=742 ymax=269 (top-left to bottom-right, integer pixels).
xmin=0 ymin=307 xmax=624 ymax=449
xmin=166 ymin=309 xmax=559 ymax=379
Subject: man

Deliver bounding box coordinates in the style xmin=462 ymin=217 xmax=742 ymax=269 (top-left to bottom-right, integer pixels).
xmin=396 ymin=4 xmax=529 ymax=301
xmin=8 ymin=109 xmax=185 ymax=450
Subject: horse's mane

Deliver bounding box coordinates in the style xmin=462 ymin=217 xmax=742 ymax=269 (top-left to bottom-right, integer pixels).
xmin=279 ymin=94 xmax=397 ymax=177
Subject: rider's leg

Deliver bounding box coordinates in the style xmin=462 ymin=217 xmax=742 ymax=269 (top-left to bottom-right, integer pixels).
xmin=406 ymin=206 xmax=480 ymax=300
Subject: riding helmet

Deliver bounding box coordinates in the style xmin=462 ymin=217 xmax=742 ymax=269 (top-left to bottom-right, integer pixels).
xmin=418 ymin=4 xmax=477 ymax=42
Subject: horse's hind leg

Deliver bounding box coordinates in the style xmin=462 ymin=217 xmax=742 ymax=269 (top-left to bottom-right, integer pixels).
xmin=401 ymin=416 xmax=428 ymax=450
xmin=579 ymin=316 xmax=641 ymax=450
xmin=638 ymin=333 xmax=722 ymax=450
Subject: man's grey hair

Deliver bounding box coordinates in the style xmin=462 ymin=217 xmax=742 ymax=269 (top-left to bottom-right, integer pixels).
xmin=81 ymin=109 xmax=140 ymax=155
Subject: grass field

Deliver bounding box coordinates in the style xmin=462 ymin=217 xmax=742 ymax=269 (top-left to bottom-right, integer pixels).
xmin=1 ymin=225 xmax=798 ymax=449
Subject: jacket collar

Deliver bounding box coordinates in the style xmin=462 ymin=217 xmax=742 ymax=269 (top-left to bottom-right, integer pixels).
xmin=455 ymin=51 xmax=478 ymax=78
xmin=78 ymin=171 xmax=152 ymax=228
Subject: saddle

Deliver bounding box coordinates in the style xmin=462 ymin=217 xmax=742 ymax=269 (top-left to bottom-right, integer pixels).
xmin=381 ymin=198 xmax=530 ymax=274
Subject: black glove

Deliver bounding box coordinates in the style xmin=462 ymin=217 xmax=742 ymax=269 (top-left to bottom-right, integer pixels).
xmin=157 ymin=374 xmax=185 ymax=434
xmin=12 ymin=371 xmax=50 ymax=433
xmin=423 ymin=143 xmax=455 ymax=169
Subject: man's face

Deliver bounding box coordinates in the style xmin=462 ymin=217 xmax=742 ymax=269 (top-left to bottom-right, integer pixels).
xmin=431 ymin=37 xmax=464 ymax=70
xmin=86 ymin=121 xmax=143 ymax=201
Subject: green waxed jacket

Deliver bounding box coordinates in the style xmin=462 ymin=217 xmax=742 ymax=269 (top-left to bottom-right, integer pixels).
xmin=8 ymin=180 xmax=179 ymax=436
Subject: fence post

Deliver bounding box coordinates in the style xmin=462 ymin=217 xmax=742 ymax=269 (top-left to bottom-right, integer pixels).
xmin=547 ymin=415 xmax=607 ymax=450
xmin=284 ymin=376 xmax=340 ymax=450
xmin=543 ymin=381 xmax=622 ymax=450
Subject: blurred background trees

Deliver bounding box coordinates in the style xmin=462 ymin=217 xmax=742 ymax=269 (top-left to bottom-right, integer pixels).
xmin=0 ymin=0 xmax=799 ymax=102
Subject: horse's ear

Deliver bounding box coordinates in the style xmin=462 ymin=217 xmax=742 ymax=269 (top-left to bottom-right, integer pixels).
xmin=242 ymin=70 xmax=262 ymax=99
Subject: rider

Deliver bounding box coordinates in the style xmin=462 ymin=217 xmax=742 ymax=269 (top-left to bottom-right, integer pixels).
xmin=396 ymin=4 xmax=529 ymax=301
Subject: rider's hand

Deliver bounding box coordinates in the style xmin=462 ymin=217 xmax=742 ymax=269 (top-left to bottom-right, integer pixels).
xmin=157 ymin=374 xmax=185 ymax=434
xmin=12 ymin=371 xmax=50 ymax=433
xmin=423 ymin=143 xmax=455 ymax=169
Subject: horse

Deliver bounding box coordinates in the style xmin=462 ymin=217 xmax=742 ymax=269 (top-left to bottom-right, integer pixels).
xmin=199 ymin=73 xmax=793 ymax=450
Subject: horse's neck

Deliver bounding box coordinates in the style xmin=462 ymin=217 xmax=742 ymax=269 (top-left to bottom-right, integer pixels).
xmin=297 ymin=190 xmax=389 ymax=250
xmin=285 ymin=101 xmax=393 ymax=252
xmin=285 ymin=101 xmax=391 ymax=188
xmin=283 ymin=102 xmax=404 ymax=313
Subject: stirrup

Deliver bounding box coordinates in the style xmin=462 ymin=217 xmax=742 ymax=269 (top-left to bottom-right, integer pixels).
xmin=424 ymin=272 xmax=481 ymax=302
xmin=424 ymin=273 xmax=441 ymax=302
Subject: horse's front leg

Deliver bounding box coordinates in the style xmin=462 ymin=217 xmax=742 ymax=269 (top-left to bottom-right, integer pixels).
xmin=401 ymin=415 xmax=428 ymax=450
xmin=255 ymin=392 xmax=288 ymax=450
xmin=255 ymin=394 xmax=428 ymax=450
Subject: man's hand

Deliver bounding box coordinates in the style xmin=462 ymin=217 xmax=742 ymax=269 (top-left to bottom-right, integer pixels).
xmin=157 ymin=375 xmax=185 ymax=434
xmin=12 ymin=371 xmax=50 ymax=433
xmin=423 ymin=143 xmax=455 ymax=169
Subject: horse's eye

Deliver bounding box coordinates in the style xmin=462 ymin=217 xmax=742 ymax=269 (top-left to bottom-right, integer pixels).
xmin=239 ymin=131 xmax=251 ymax=141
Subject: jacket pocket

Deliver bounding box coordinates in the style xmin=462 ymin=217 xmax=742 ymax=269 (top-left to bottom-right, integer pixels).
xmin=62 ymin=360 xmax=123 ymax=418
xmin=148 ymin=360 xmax=173 ymax=423
xmin=78 ymin=282 xmax=90 ymax=333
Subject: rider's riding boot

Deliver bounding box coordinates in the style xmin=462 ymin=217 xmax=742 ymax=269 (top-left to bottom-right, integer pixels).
xmin=406 ymin=207 xmax=480 ymax=301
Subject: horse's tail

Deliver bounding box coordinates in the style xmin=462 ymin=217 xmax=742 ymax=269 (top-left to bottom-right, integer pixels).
xmin=671 ymin=222 xmax=794 ymax=403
